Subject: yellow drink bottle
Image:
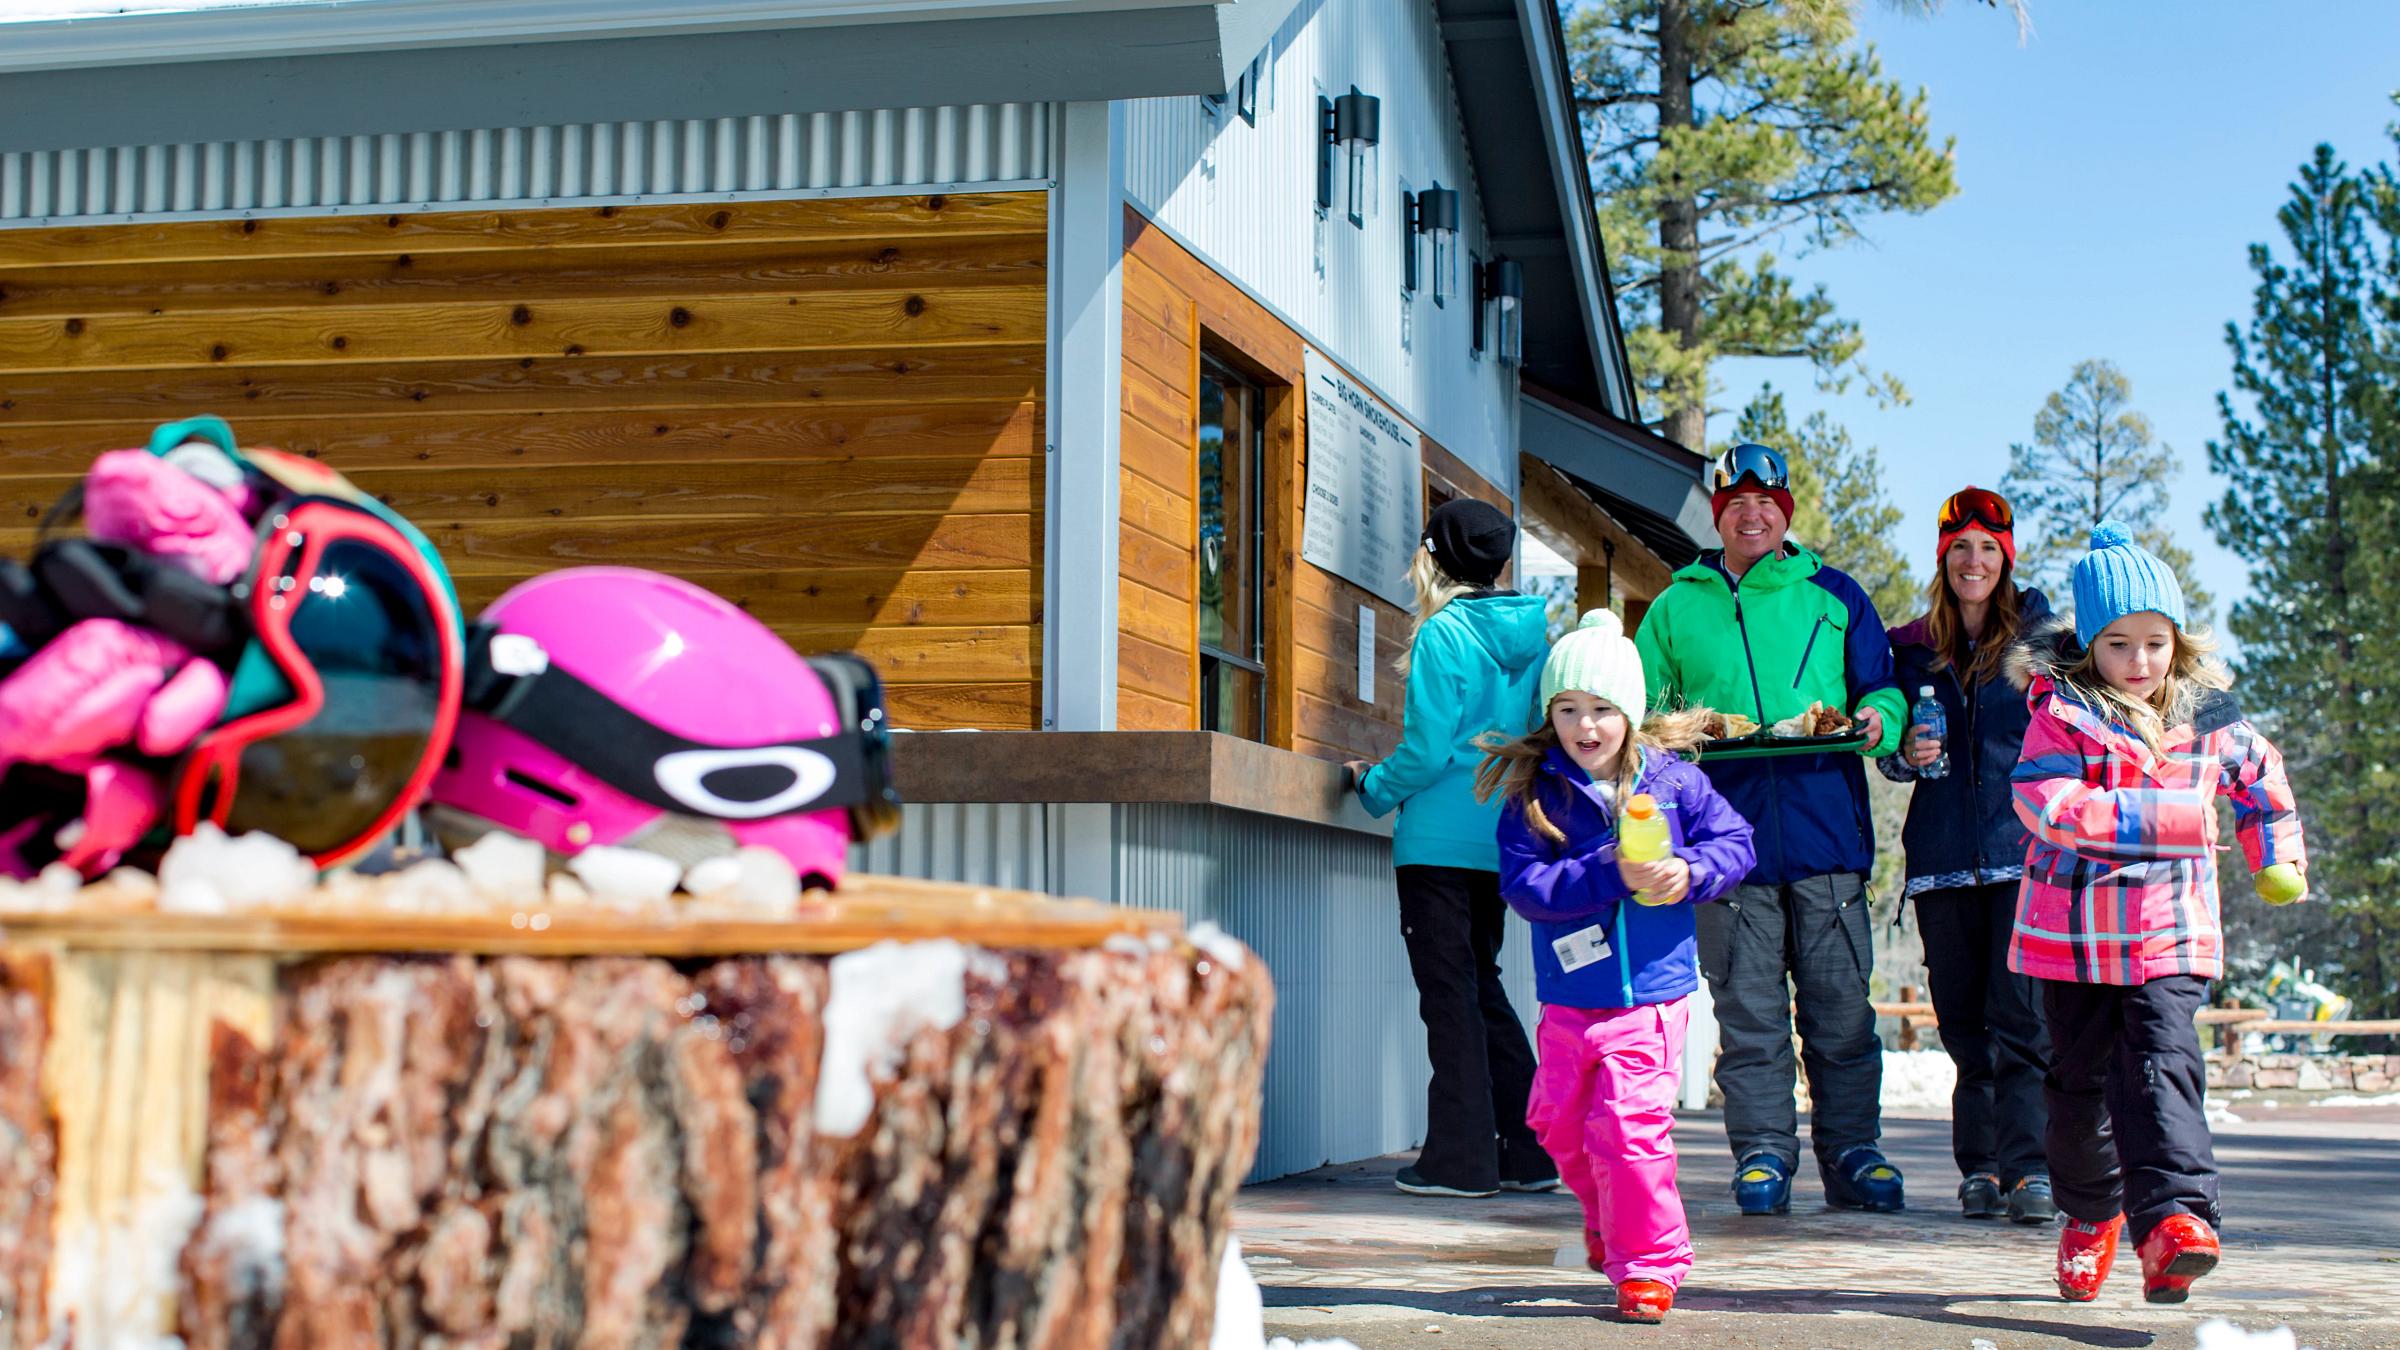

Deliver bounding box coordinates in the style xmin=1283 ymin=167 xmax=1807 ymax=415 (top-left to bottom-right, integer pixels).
xmin=1619 ymin=793 xmax=1674 ymax=906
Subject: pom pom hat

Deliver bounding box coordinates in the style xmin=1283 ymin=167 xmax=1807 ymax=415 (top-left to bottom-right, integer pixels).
xmin=1537 ymin=609 xmax=1647 ymax=728
xmin=2070 ymin=519 xmax=2187 ymax=646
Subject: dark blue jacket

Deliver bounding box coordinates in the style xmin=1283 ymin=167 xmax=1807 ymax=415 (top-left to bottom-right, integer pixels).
xmin=1497 ymin=746 xmax=1757 ymax=1009
xmin=1883 ymin=588 xmax=2051 ymax=880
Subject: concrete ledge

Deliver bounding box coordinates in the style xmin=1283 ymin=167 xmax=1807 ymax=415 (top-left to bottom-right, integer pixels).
xmin=890 ymin=731 xmax=1391 ymax=837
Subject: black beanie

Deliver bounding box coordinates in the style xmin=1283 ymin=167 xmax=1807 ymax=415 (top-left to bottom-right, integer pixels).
xmin=1422 ymin=498 xmax=1515 ymax=586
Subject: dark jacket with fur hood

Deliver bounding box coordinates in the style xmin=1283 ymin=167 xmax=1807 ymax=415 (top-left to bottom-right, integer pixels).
xmin=1883 ymin=587 xmax=2050 ymax=885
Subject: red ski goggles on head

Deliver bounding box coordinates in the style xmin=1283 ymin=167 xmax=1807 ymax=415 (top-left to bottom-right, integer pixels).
xmin=1938 ymin=487 xmax=2013 ymax=536
xmin=174 ymin=499 xmax=465 ymax=867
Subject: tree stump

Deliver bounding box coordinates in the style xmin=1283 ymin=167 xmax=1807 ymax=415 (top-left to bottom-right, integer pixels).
xmin=0 ymin=882 xmax=1270 ymax=1348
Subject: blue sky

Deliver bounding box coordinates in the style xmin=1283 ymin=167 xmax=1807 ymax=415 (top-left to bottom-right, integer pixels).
xmin=1714 ymin=1 xmax=2400 ymax=631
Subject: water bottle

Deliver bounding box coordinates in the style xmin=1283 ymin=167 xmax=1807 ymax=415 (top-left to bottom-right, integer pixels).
xmin=1619 ymin=794 xmax=1675 ymax=906
xmin=1912 ymin=685 xmax=1950 ymax=780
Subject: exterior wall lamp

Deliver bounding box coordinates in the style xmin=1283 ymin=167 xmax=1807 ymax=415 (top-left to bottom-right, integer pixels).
xmin=1407 ymin=185 xmax=1460 ymax=303
xmin=1474 ymin=257 xmax=1524 ymax=366
xmin=1317 ymin=87 xmax=1381 ymax=224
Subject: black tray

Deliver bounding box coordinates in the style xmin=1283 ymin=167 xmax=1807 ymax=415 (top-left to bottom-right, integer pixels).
xmin=1698 ymin=729 xmax=1873 ymax=761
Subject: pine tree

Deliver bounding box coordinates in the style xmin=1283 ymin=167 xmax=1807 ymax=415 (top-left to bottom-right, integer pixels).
xmin=2002 ymin=359 xmax=2214 ymax=622
xmin=2213 ymin=144 xmax=2400 ymax=1013
xmin=1569 ymin=0 xmax=1959 ymax=449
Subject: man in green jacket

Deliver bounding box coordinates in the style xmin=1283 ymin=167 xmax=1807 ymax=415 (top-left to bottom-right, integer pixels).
xmin=1634 ymin=444 xmax=1910 ymax=1217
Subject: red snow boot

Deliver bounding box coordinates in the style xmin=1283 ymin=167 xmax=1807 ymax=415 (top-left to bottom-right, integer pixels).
xmin=1615 ymin=1279 xmax=1673 ymax=1323
xmin=2137 ymin=1214 xmax=2220 ymax=1304
xmin=2055 ymin=1213 xmax=2123 ymax=1302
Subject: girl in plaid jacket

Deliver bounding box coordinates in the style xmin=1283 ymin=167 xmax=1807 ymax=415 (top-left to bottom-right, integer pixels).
xmin=2004 ymin=522 xmax=2308 ymax=1307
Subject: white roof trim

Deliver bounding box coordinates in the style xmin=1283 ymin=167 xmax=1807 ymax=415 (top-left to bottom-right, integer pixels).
xmin=0 ymin=0 xmax=1201 ymax=74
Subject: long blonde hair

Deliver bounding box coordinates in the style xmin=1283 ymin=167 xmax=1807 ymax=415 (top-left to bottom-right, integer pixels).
xmin=2061 ymin=623 xmax=2232 ymax=754
xmin=1923 ymin=566 xmax=2027 ymax=688
xmin=1474 ymin=702 xmax=1717 ymax=844
xmin=1395 ymin=545 xmax=1478 ymax=678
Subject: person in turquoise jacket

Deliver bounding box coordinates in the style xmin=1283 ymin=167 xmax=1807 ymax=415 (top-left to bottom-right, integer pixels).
xmin=1633 ymin=443 xmax=1911 ymax=1219
xmin=1347 ymin=498 xmax=1555 ymax=1198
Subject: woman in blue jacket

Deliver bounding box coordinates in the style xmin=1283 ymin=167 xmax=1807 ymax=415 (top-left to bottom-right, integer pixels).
xmin=1882 ymin=487 xmax=2056 ymax=1223
xmin=1347 ymin=498 xmax=1555 ymax=1198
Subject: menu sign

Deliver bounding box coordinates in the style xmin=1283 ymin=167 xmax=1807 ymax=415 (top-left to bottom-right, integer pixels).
xmin=1301 ymin=350 xmax=1423 ymax=608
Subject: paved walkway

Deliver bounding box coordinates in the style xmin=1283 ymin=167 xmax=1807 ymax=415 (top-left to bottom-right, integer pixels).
xmin=1239 ymin=1103 xmax=2400 ymax=1349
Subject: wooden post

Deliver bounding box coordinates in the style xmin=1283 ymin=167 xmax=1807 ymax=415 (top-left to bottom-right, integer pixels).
xmin=1897 ymin=982 xmax=1920 ymax=1050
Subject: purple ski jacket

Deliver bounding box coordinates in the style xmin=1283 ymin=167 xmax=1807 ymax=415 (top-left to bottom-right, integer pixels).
xmin=1498 ymin=746 xmax=1757 ymax=1009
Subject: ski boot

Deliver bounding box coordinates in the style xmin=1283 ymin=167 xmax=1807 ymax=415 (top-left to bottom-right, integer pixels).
xmin=2009 ymin=1175 xmax=2059 ymax=1226
xmin=1615 ymin=1279 xmax=1673 ymax=1324
xmin=2055 ymin=1213 xmax=2124 ymax=1302
xmin=1731 ymin=1151 xmax=1791 ymax=1216
xmin=2137 ymin=1214 xmax=2220 ymax=1304
xmin=1583 ymin=1227 xmax=1607 ymax=1276
xmin=1824 ymin=1146 xmax=1906 ymax=1213
xmin=1959 ymin=1172 xmax=2005 ymax=1219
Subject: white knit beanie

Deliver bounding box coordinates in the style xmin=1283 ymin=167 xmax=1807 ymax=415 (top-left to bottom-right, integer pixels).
xmin=1537 ymin=609 xmax=1647 ymax=727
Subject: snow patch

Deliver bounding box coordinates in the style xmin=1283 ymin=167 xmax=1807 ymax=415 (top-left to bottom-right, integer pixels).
xmin=190 ymin=1196 xmax=287 ymax=1310
xmin=2195 ymin=1318 xmax=2310 ymax=1350
xmin=567 ymin=844 xmax=682 ymax=909
xmin=454 ymin=829 xmax=546 ymax=901
xmin=683 ymin=846 xmax=801 ymax=917
xmin=815 ymin=940 xmax=971 ymax=1137
xmin=1209 ymin=1237 xmax=1361 ymax=1350
xmin=1189 ymin=920 xmax=1248 ymax=972
xmin=158 ymin=823 xmax=314 ymax=912
xmin=2311 ymin=1091 xmax=2400 ymax=1108
xmin=1875 ymin=1049 xmax=1957 ymax=1112
xmin=48 ymin=1165 xmax=207 ymax=1348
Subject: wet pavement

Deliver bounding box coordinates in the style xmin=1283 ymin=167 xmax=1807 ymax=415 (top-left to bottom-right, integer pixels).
xmin=1239 ymin=1104 xmax=2400 ymax=1349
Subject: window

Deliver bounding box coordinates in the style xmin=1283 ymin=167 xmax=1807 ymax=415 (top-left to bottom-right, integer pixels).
xmin=1199 ymin=355 xmax=1267 ymax=739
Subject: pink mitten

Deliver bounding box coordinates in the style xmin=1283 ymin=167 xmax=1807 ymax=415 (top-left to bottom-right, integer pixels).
xmin=57 ymin=760 xmax=164 ymax=876
xmin=0 ymin=618 xmax=191 ymax=763
xmin=137 ymin=658 xmax=230 ymax=756
xmin=83 ymin=447 xmax=255 ymax=585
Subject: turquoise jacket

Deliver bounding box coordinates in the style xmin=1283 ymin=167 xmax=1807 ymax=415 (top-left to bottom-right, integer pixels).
xmin=1357 ymin=592 xmax=1550 ymax=870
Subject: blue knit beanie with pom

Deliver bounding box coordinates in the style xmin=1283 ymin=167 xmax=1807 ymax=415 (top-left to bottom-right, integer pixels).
xmin=2070 ymin=519 xmax=2186 ymax=646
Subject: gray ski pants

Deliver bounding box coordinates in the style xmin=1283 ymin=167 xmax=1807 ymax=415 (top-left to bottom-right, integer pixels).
xmin=1694 ymin=872 xmax=1885 ymax=1175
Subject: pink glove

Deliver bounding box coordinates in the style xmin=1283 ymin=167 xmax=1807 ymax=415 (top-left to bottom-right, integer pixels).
xmin=83 ymin=447 xmax=255 ymax=585
xmin=0 ymin=618 xmax=201 ymax=763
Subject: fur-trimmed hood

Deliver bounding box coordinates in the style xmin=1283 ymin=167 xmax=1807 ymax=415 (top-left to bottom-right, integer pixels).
xmin=2005 ymin=611 xmax=2236 ymax=735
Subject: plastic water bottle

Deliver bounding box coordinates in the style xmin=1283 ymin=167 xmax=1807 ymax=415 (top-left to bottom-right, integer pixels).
xmin=1912 ymin=685 xmax=1950 ymax=780
xmin=1619 ymin=794 xmax=1675 ymax=906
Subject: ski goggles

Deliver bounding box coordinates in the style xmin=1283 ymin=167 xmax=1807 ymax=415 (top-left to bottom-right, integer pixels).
xmin=1937 ymin=486 xmax=2014 ymax=536
xmin=174 ymin=498 xmax=465 ymax=866
xmin=462 ymin=632 xmax=902 ymax=841
xmin=1709 ymin=443 xmax=1791 ymax=495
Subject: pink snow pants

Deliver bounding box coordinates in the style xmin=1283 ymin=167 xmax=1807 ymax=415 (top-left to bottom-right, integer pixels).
xmin=1526 ymin=997 xmax=1693 ymax=1289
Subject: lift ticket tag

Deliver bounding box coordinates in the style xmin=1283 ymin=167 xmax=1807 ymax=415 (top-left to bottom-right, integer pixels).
xmin=1552 ymin=924 xmax=1613 ymax=973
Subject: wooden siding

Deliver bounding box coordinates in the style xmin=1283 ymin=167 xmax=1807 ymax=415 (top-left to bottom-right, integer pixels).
xmin=0 ymin=193 xmax=1047 ymax=730
xmin=1117 ymin=211 xmax=1506 ymax=764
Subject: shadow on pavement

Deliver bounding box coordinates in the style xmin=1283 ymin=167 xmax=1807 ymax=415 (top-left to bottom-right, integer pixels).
xmin=1262 ymin=1282 xmax=2158 ymax=1347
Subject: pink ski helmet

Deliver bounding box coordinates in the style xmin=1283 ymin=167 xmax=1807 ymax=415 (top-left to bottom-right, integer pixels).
xmin=429 ymin=567 xmax=898 ymax=888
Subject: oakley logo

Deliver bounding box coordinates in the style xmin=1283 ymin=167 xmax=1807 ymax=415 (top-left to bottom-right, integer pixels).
xmin=654 ymin=746 xmax=837 ymax=819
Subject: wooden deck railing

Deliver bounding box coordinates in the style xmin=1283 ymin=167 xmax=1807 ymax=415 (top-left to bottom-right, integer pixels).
xmin=1869 ymin=987 xmax=2400 ymax=1060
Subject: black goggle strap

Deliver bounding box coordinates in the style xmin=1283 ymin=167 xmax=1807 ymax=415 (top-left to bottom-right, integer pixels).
xmin=463 ymin=625 xmax=879 ymax=820
xmin=0 ymin=539 xmax=248 ymax=657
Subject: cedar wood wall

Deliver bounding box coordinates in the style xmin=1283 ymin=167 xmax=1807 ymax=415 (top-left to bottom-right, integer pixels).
xmin=0 ymin=194 xmax=1047 ymax=730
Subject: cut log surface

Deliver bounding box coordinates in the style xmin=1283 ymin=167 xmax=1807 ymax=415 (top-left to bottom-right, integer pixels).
xmin=0 ymin=876 xmax=1271 ymax=1349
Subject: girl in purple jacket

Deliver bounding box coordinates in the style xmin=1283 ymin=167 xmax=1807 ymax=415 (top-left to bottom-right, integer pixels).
xmin=1475 ymin=610 xmax=1755 ymax=1325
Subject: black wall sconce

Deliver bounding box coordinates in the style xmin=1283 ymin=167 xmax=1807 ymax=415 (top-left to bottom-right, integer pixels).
xmin=1317 ymin=86 xmax=1380 ymax=224
xmin=1406 ymin=184 xmax=1459 ymax=302
xmin=1473 ymin=257 xmax=1524 ymax=366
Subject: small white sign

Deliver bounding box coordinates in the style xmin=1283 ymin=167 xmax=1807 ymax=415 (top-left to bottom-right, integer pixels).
xmin=1553 ymin=924 xmax=1614 ymax=973
xmin=1357 ymin=606 xmax=1376 ymax=704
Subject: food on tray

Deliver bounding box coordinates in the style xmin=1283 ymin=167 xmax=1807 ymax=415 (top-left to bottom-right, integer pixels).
xmin=1767 ymin=701 xmax=1854 ymax=739
xmin=1700 ymin=710 xmax=1761 ymax=740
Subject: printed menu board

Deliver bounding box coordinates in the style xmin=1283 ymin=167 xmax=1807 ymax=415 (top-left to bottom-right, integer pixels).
xmin=1301 ymin=350 xmax=1423 ymax=608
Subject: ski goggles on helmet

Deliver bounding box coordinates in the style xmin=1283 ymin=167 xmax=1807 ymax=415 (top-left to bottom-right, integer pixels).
xmin=1937 ymin=486 xmax=2013 ymax=536
xmin=461 ymin=630 xmax=902 ymax=841
xmin=1709 ymin=443 xmax=1791 ymax=496
xmin=174 ymin=498 xmax=465 ymax=866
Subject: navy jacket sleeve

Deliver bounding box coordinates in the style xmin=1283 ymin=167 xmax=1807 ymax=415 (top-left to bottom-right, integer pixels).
xmin=1821 ymin=569 xmax=1905 ymax=754
xmin=1668 ymin=764 xmax=1758 ymax=903
xmin=1497 ymin=798 xmax=1632 ymax=923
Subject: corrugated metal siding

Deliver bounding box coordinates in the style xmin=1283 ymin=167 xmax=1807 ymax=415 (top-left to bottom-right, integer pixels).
xmin=0 ymin=104 xmax=1053 ymax=225
xmin=1115 ymin=803 xmax=1542 ymax=1183
xmin=1124 ymin=0 xmax=1519 ymax=493
xmin=850 ymin=801 xmax=1055 ymax=893
xmin=854 ymin=796 xmax=1540 ymax=1182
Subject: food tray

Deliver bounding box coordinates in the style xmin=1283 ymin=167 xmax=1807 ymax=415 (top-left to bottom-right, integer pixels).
xmin=1697 ymin=729 xmax=1874 ymax=761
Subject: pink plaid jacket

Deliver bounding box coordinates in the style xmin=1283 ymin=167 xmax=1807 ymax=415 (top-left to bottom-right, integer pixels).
xmin=2005 ymin=666 xmax=2306 ymax=987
